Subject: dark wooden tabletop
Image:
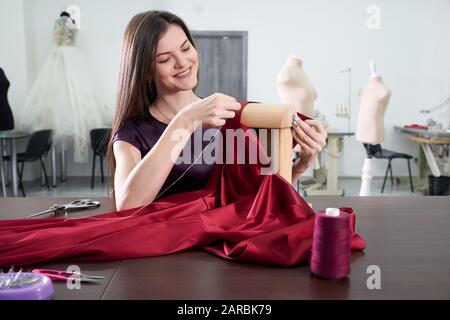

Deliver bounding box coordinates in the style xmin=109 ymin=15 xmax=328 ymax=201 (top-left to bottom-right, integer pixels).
xmin=1 ymin=196 xmax=449 ymax=300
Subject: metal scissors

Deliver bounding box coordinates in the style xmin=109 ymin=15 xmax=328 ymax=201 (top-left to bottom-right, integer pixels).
xmin=25 ymin=199 xmax=101 ymax=218
xmin=31 ymin=269 xmax=105 ymax=283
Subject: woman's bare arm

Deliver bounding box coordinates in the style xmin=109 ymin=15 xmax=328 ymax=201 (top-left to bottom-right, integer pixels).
xmin=113 ymin=114 xmax=196 ymax=210
xmin=113 ymin=94 xmax=241 ymax=210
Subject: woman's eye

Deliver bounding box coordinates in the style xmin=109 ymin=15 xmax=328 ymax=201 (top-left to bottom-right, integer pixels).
xmin=158 ymin=47 xmax=190 ymax=63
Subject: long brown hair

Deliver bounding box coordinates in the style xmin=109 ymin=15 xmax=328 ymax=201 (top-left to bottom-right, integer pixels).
xmin=107 ymin=10 xmax=199 ymax=198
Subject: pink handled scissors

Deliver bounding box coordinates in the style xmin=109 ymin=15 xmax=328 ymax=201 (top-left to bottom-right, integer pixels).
xmin=32 ymin=269 xmax=105 ymax=283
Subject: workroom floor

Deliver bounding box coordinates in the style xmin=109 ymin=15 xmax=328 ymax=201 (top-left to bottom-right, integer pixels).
xmin=1 ymin=176 xmax=426 ymax=198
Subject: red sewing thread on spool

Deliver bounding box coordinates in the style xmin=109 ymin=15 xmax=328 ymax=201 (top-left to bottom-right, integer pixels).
xmin=311 ymin=208 xmax=351 ymax=279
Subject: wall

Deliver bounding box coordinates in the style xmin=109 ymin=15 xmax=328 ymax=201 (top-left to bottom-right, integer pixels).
xmin=1 ymin=0 xmax=449 ymax=180
xmin=0 ymin=0 xmax=29 ymax=110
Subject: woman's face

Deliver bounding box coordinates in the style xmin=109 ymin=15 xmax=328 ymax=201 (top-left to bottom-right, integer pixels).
xmin=154 ymin=24 xmax=199 ymax=94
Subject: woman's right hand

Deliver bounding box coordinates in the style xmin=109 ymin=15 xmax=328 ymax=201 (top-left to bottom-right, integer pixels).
xmin=179 ymin=93 xmax=242 ymax=129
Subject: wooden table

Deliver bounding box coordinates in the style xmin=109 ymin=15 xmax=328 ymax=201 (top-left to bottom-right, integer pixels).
xmin=1 ymin=196 xmax=449 ymax=300
xmin=395 ymin=126 xmax=450 ymax=178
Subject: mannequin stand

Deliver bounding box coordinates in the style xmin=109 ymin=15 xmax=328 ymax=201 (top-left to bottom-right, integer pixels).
xmin=0 ymin=141 xmax=5 ymax=197
xmin=359 ymin=157 xmax=374 ymax=196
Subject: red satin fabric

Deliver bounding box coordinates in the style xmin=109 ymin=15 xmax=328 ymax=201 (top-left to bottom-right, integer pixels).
xmin=0 ymin=102 xmax=365 ymax=267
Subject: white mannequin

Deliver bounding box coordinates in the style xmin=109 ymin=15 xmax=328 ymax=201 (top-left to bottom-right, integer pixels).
xmin=276 ymin=55 xmax=317 ymax=118
xmin=357 ymin=61 xmax=391 ymax=196
xmin=356 ymin=61 xmax=391 ymax=144
xmin=277 ymin=54 xmax=318 ymax=162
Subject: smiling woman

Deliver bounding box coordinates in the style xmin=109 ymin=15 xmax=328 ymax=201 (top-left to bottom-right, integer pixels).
xmin=109 ymin=11 xmax=242 ymax=210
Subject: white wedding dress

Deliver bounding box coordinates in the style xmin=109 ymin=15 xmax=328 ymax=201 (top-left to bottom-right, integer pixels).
xmin=16 ymin=16 xmax=111 ymax=162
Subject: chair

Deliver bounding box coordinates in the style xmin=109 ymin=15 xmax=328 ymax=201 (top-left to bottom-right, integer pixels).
xmin=3 ymin=129 xmax=53 ymax=197
xmin=90 ymin=128 xmax=111 ymax=188
xmin=363 ymin=143 xmax=414 ymax=193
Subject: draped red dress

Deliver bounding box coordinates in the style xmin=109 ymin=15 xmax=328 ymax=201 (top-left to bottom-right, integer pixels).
xmin=0 ymin=102 xmax=365 ymax=267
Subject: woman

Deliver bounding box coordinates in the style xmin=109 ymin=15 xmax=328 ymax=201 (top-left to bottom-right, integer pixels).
xmin=109 ymin=10 xmax=326 ymax=211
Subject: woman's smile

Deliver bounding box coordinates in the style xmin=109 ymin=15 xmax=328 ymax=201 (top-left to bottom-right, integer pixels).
xmin=174 ymin=66 xmax=192 ymax=79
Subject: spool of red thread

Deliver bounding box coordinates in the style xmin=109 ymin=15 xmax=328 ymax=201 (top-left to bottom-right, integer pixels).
xmin=311 ymin=208 xmax=351 ymax=279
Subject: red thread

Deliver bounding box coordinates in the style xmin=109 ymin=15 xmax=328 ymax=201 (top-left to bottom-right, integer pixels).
xmin=311 ymin=208 xmax=351 ymax=279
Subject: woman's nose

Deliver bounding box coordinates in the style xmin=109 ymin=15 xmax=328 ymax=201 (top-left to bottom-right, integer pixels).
xmin=173 ymin=53 xmax=190 ymax=68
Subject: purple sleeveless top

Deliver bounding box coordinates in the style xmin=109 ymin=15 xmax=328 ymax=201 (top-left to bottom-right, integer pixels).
xmin=112 ymin=109 xmax=219 ymax=198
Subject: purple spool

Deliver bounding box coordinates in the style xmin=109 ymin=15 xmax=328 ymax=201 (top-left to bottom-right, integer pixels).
xmin=0 ymin=272 xmax=54 ymax=300
xmin=311 ymin=208 xmax=351 ymax=280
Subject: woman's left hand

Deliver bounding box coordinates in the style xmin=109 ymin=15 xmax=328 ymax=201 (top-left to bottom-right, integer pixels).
xmin=291 ymin=117 xmax=327 ymax=175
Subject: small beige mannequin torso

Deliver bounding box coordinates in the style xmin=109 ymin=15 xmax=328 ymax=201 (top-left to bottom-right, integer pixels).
xmin=356 ymin=76 xmax=391 ymax=144
xmin=276 ymin=55 xmax=317 ymax=118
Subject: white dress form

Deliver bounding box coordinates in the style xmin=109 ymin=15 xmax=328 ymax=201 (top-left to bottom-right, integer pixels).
xmin=276 ymin=55 xmax=317 ymax=118
xmin=276 ymin=54 xmax=318 ymax=164
xmin=357 ymin=62 xmax=391 ymax=196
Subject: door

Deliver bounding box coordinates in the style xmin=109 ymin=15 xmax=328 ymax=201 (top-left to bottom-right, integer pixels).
xmin=191 ymin=31 xmax=248 ymax=101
